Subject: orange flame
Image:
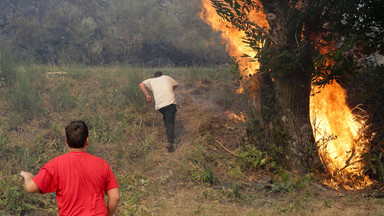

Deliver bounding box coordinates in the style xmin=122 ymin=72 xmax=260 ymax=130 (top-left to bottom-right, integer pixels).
xmin=200 ymin=0 xmax=268 ymax=83
xmin=226 ymin=111 xmax=246 ymax=123
xmin=310 ymin=46 xmax=373 ymax=190
xmin=201 ymin=0 xmax=372 ymax=190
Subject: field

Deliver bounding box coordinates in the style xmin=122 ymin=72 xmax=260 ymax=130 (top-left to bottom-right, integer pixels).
xmin=0 ymin=65 xmax=384 ymax=216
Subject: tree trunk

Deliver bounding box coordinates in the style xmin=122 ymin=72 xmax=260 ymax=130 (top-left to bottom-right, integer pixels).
xmin=274 ymin=59 xmax=317 ymax=173
xmin=261 ymin=0 xmax=319 ymax=173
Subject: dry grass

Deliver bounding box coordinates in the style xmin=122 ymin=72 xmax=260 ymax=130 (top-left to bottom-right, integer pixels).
xmin=0 ymin=65 xmax=383 ymax=215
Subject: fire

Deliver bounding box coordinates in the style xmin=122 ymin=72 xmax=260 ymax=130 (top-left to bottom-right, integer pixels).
xmin=226 ymin=111 xmax=246 ymax=123
xmin=201 ymin=0 xmax=373 ymax=189
xmin=200 ymin=0 xmax=269 ymax=86
xmin=310 ymin=47 xmax=373 ymax=189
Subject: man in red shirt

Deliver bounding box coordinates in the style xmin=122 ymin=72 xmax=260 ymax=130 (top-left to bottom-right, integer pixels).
xmin=20 ymin=120 xmax=120 ymax=216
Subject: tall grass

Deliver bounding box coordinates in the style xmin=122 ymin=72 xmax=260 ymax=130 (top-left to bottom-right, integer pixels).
xmin=0 ymin=44 xmax=17 ymax=85
xmin=49 ymin=83 xmax=78 ymax=112
xmin=120 ymin=68 xmax=147 ymax=106
xmin=7 ymin=66 xmax=45 ymax=128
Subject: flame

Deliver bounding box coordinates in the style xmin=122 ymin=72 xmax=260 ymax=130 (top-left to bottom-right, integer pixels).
xmin=226 ymin=111 xmax=246 ymax=123
xmin=200 ymin=0 xmax=268 ymax=80
xmin=201 ymin=0 xmax=372 ymax=190
xmin=310 ymin=46 xmax=373 ymax=190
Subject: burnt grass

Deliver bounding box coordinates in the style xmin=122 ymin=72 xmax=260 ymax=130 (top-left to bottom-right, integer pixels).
xmin=0 ymin=66 xmax=384 ymax=215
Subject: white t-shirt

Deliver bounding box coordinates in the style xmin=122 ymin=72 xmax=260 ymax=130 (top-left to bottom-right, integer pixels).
xmin=142 ymin=75 xmax=178 ymax=110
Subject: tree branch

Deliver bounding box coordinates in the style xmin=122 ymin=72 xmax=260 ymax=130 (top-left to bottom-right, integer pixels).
xmin=215 ymin=139 xmax=240 ymax=158
xmin=243 ymin=20 xmax=278 ymax=45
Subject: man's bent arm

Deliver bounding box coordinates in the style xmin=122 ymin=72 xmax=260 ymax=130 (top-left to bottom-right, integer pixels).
xmin=107 ymin=188 xmax=120 ymax=216
xmin=139 ymin=82 xmax=152 ymax=101
xmin=20 ymin=171 xmax=41 ymax=193
xmin=173 ymin=84 xmax=179 ymax=90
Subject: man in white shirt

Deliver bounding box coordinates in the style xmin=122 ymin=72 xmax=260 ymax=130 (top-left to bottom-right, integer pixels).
xmin=139 ymin=71 xmax=179 ymax=152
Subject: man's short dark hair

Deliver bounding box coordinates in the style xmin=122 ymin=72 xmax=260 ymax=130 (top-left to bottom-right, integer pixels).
xmin=154 ymin=71 xmax=163 ymax=78
xmin=65 ymin=121 xmax=89 ymax=148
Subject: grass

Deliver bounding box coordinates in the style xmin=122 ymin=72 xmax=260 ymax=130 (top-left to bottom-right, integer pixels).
xmin=0 ymin=64 xmax=240 ymax=215
xmin=0 ymin=63 xmax=383 ymax=215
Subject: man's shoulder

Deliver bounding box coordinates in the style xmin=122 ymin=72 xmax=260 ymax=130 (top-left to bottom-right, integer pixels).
xmin=48 ymin=153 xmax=67 ymax=162
xmin=142 ymin=78 xmax=154 ymax=86
xmin=143 ymin=77 xmax=153 ymax=82
xmin=160 ymin=75 xmax=176 ymax=82
xmin=54 ymin=152 xmax=107 ymax=162
xmin=88 ymin=153 xmax=108 ymax=161
xmin=86 ymin=153 xmax=112 ymax=168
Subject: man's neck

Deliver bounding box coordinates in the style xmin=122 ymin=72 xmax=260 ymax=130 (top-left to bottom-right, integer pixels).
xmin=69 ymin=148 xmax=86 ymax=152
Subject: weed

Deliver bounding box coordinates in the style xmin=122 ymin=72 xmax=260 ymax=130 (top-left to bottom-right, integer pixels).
xmin=117 ymin=175 xmax=149 ymax=216
xmin=230 ymin=182 xmax=243 ymax=199
xmin=238 ymin=145 xmax=267 ymax=170
xmin=188 ymin=145 xmax=217 ymax=185
xmin=86 ymin=115 xmax=113 ymax=144
xmin=0 ymin=174 xmax=39 ymax=215
xmin=192 ymin=168 xmax=216 ymax=185
xmin=49 ymin=84 xmax=78 ymax=111
xmin=0 ymin=124 xmax=9 ymax=147
xmin=271 ymin=170 xmax=313 ymax=193
xmin=229 ymin=164 xmax=244 ymax=179
xmin=324 ymin=199 xmax=333 ymax=208
xmin=217 ymin=182 xmax=244 ymax=202
xmin=120 ymin=68 xmax=146 ymax=106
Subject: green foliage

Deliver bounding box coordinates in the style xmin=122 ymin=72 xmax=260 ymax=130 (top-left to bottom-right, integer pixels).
xmin=271 ymin=171 xmax=313 ymax=193
xmin=86 ymin=115 xmax=113 ymax=144
xmin=210 ymin=0 xmax=267 ymax=57
xmin=117 ymin=175 xmax=149 ymax=216
xmin=312 ymin=37 xmax=358 ymax=86
xmin=192 ymin=168 xmax=216 ymax=185
xmin=218 ymin=182 xmax=244 ymax=200
xmin=2 ymin=0 xmax=229 ymax=66
xmin=188 ymin=146 xmax=217 ymax=185
xmin=0 ymin=122 xmax=9 ymax=147
xmin=244 ymin=107 xmax=286 ymax=164
xmin=0 ymin=175 xmax=38 ymax=215
xmin=121 ymin=70 xmax=145 ymax=105
xmin=57 ymin=48 xmax=81 ymax=66
xmin=238 ymin=145 xmax=266 ymax=170
xmin=226 ymin=182 xmax=243 ymax=199
xmin=49 ymin=85 xmax=78 ymax=111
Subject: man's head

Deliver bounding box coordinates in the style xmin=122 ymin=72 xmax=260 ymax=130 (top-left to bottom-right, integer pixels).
xmin=65 ymin=121 xmax=89 ymax=148
xmin=154 ymin=71 xmax=163 ymax=78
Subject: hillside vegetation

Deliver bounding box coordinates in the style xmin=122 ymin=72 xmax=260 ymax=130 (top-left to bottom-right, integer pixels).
xmin=0 ymin=64 xmax=384 ymax=215
xmin=0 ymin=0 xmax=229 ymax=66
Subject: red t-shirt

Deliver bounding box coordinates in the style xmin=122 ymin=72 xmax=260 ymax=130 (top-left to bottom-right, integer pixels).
xmin=33 ymin=151 xmax=119 ymax=216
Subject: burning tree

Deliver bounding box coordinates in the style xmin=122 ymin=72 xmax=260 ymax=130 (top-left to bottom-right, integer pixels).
xmin=201 ymin=0 xmax=384 ymax=188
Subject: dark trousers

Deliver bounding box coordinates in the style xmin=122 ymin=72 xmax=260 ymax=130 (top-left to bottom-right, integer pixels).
xmin=159 ymin=104 xmax=177 ymax=144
